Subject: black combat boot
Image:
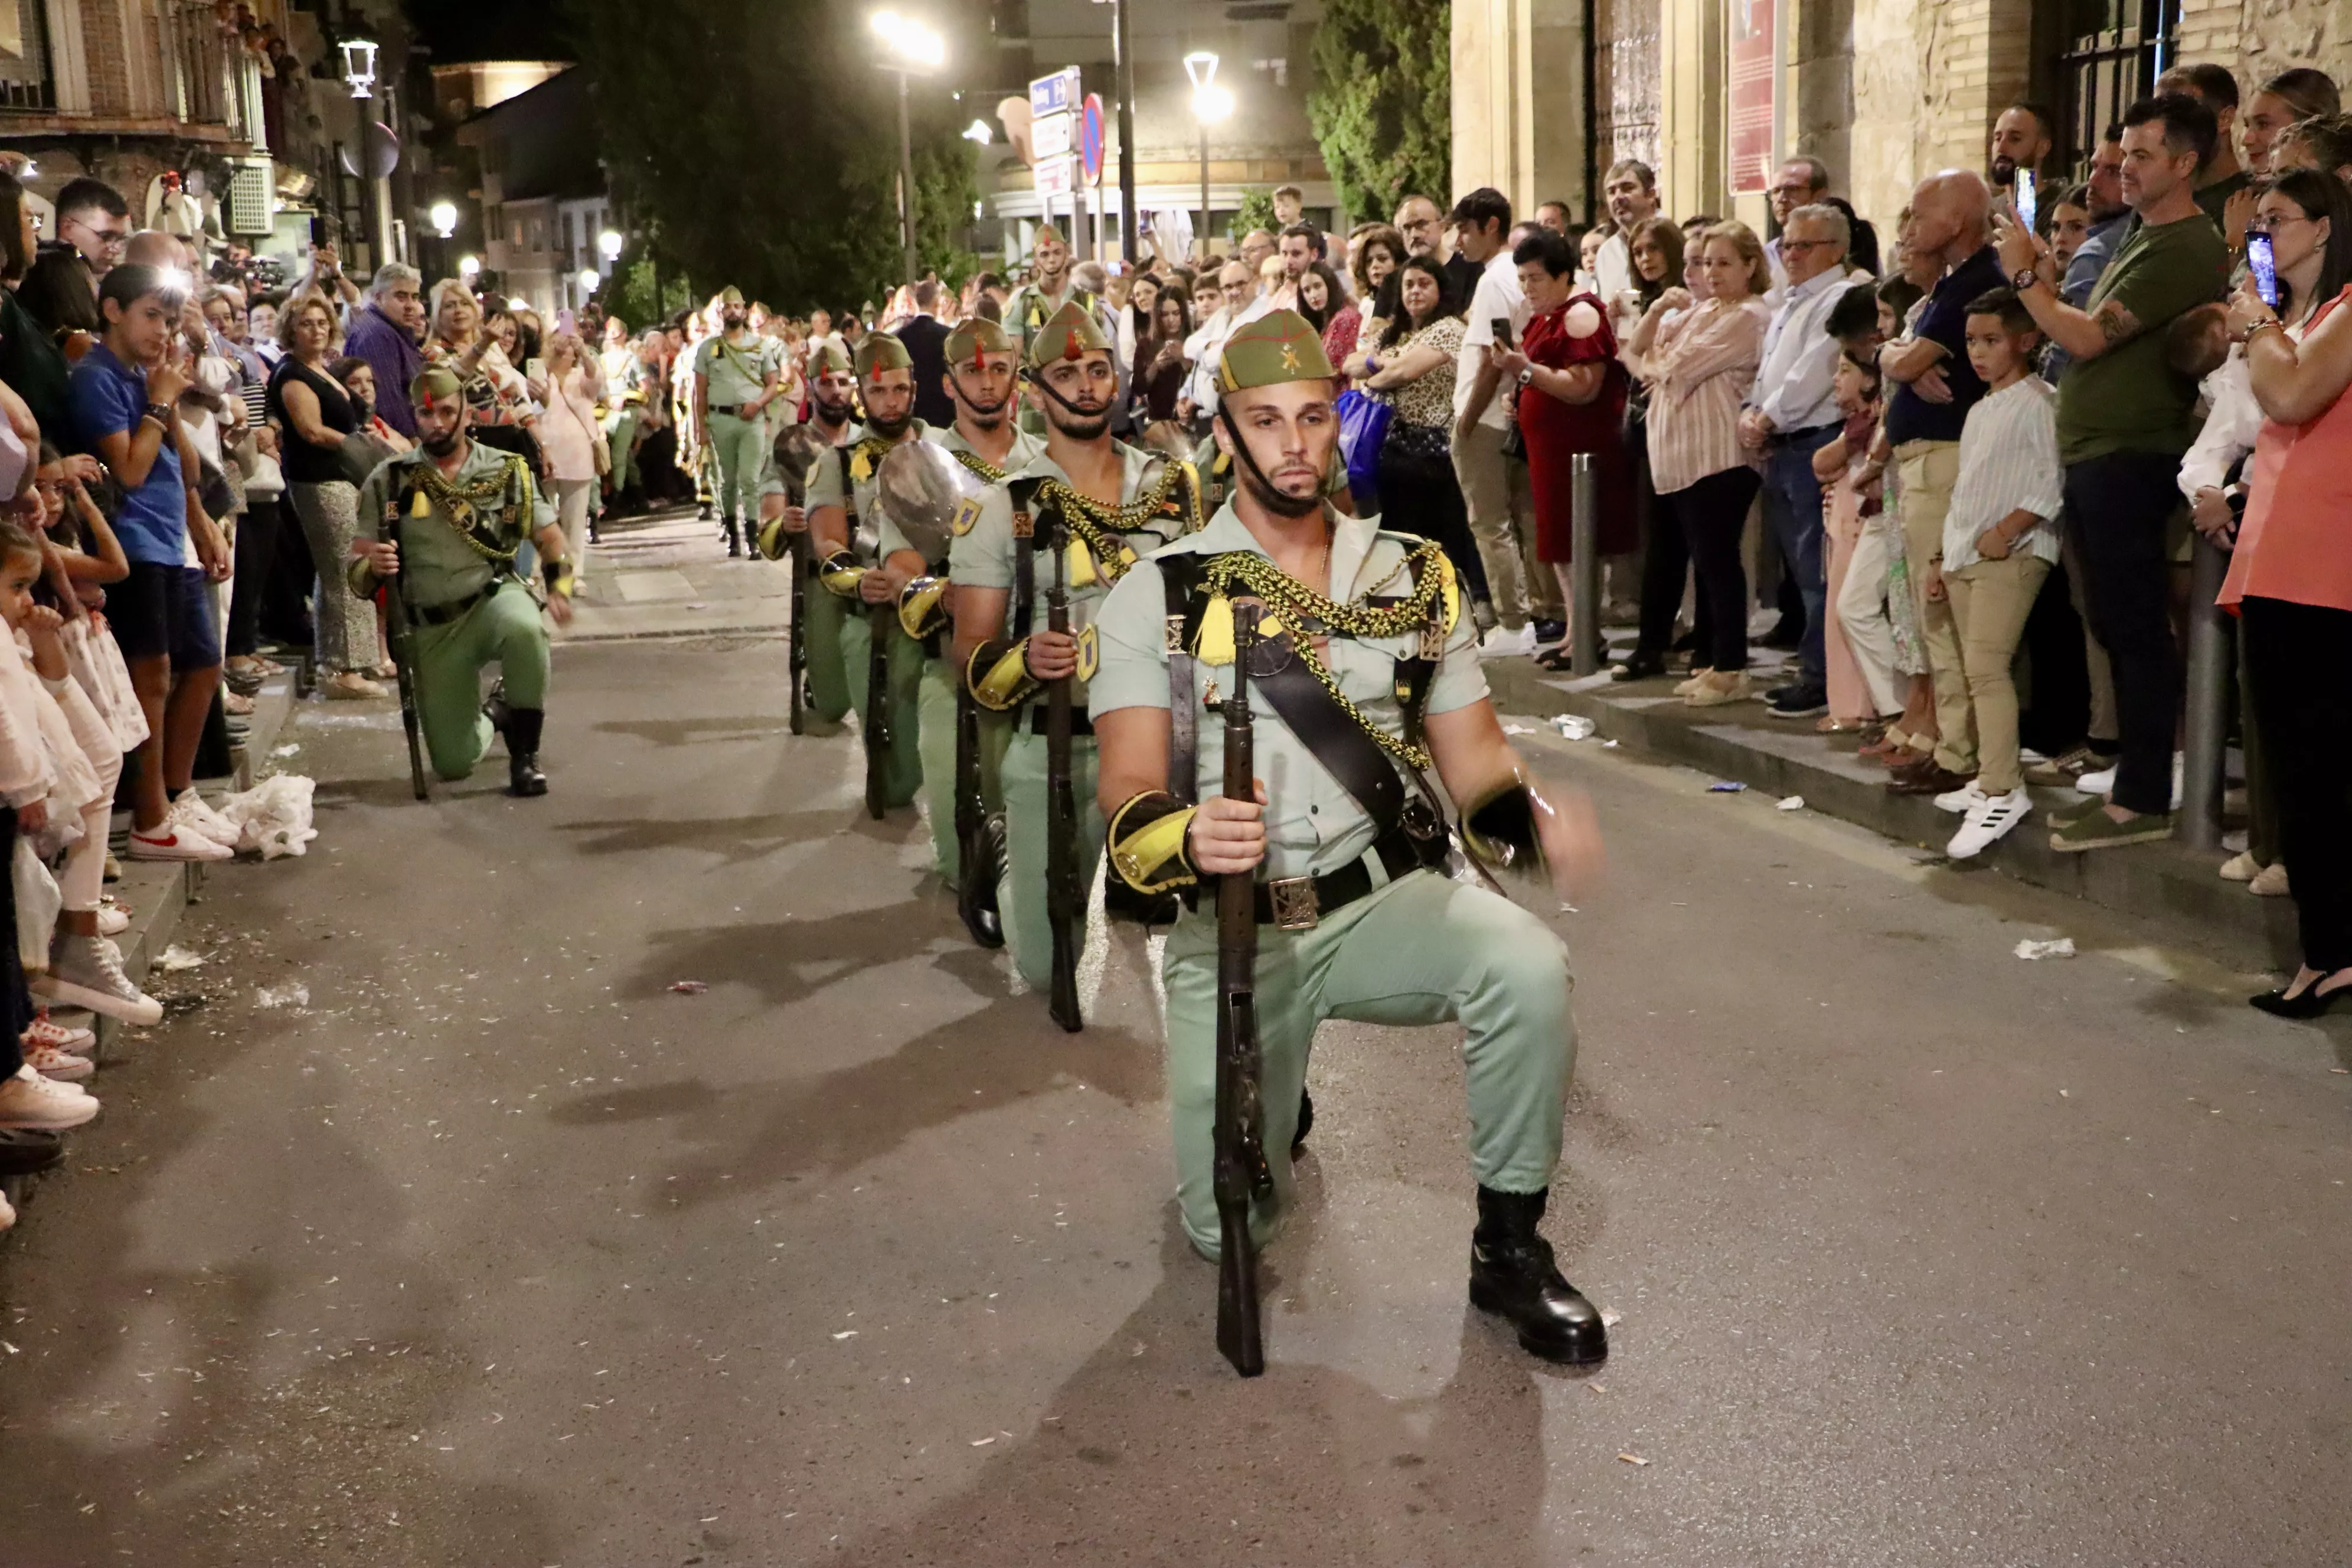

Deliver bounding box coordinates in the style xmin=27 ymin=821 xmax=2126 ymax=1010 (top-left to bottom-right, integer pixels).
xmin=698 ymin=498 xmax=714 ymax=522
xmin=482 ymin=680 xmax=511 ymax=739
xmin=723 ymin=514 xmax=743 ymax=558
xmin=1468 ymin=1187 xmax=1608 ymax=1365
xmin=957 ymin=814 xmax=1007 ymax=948
xmin=1292 ymin=1088 xmax=1314 ymax=1154
xmin=504 ymin=707 xmax=548 ymax=797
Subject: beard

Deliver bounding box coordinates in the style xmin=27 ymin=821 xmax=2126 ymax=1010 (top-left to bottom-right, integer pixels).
xmin=865 ymin=409 xmax=913 ymax=440
xmin=1046 ymin=402 xmax=1111 ymax=442
xmin=1236 ymin=460 xmax=1324 ymax=518
xmin=721 ymin=312 xmax=746 ymax=330
xmin=812 ymin=394 xmax=854 ymax=426
xmin=959 ymin=402 xmax=1008 ymax=430
xmin=422 ymin=428 xmax=463 ymax=457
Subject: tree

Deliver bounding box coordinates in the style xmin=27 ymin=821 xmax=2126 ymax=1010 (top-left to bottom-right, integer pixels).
xmin=560 ymin=0 xmax=978 ymax=311
xmin=1230 ymin=187 xmax=1279 ymax=243
xmin=1306 ymin=0 xmax=1451 ymax=227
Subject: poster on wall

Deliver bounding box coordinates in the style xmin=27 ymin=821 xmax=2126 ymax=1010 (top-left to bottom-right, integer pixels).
xmin=1729 ymin=0 xmax=1777 ymax=194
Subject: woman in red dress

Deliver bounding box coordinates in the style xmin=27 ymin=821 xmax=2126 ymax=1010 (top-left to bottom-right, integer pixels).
xmin=1488 ymin=228 xmax=1634 ymax=668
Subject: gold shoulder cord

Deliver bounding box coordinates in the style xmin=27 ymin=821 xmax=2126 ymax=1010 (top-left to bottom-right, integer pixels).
xmin=1198 ymin=540 xmax=1449 ymax=772
xmin=949 ymin=448 xmax=1007 ymax=485
xmin=414 ymin=458 xmax=529 ymax=566
xmin=1032 ymin=463 xmax=1205 ymax=587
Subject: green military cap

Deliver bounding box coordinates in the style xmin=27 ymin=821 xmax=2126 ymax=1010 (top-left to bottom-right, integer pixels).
xmin=410 ymin=364 xmax=464 ymax=406
xmin=716 ymin=285 xmax=746 ymax=306
xmin=855 ymin=330 xmax=913 ymax=378
xmin=1213 ymin=309 xmax=1337 ymax=394
xmin=808 ymin=340 xmax=852 ymax=376
xmin=1024 ymin=300 xmax=1110 ymax=371
xmin=945 ymin=316 xmax=1015 ymax=367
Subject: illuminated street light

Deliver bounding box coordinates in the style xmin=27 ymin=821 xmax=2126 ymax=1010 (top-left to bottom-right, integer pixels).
xmin=1185 ymin=53 xmax=1229 ymax=263
xmin=458 ymin=254 xmax=481 ymax=279
xmin=339 ymin=36 xmax=378 ymax=99
xmin=577 ymin=269 xmax=602 ymax=292
xmin=429 ymin=200 xmax=458 ymax=238
xmin=869 ymin=10 xmax=946 ymax=287
xmin=962 ymin=119 xmax=992 ymax=145
xmin=598 ymin=229 xmax=624 ymax=262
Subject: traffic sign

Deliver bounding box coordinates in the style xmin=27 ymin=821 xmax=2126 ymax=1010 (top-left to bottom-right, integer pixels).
xmin=1035 ymin=155 xmax=1076 ymax=197
xmin=1081 ymin=93 xmax=1105 ymax=185
xmin=1028 ymin=67 xmax=1080 ymax=120
xmin=1032 ymin=110 xmax=1074 ymax=162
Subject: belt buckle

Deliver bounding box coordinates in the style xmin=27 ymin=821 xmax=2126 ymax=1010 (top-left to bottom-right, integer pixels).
xmin=1267 ymin=875 xmax=1319 ymax=931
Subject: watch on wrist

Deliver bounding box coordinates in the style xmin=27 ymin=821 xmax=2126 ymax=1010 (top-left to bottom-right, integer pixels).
xmin=2010 ymin=268 xmax=2041 ymax=293
xmin=1517 ymin=367 xmax=1535 ymax=388
xmin=143 ymin=401 xmax=174 ymax=427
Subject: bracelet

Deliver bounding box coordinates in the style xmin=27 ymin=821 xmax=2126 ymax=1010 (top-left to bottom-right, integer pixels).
xmin=2245 ymin=318 xmax=2286 ymax=344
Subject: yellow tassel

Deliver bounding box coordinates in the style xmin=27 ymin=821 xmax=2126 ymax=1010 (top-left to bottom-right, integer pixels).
xmin=408 ymin=489 xmax=432 ymax=517
xmin=1067 ymin=540 xmax=1097 ymax=590
xmin=1194 ymin=594 xmax=1234 ymax=667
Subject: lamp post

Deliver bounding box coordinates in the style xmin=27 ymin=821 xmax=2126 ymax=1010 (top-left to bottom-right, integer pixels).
xmin=1184 ymin=53 xmax=1230 ymax=266
xmin=339 ymin=33 xmax=393 ymax=272
xmin=870 ymin=11 xmax=945 ymax=288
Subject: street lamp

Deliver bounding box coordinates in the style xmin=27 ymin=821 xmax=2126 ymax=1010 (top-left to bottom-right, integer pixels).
xmin=1185 ymin=53 xmax=1230 ymax=264
xmin=962 ymin=119 xmax=992 ymax=145
xmin=869 ymin=10 xmax=945 ymax=288
xmin=458 ymin=254 xmax=481 ymax=280
xmin=429 ymin=200 xmax=458 ymax=239
xmin=598 ymin=229 xmax=624 ymax=264
xmin=339 ymin=37 xmax=378 ymax=97
xmin=338 ymin=32 xmax=394 ymax=273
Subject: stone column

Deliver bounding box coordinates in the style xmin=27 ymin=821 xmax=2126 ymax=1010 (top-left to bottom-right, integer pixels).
xmin=1451 ymin=0 xmax=1592 ymax=220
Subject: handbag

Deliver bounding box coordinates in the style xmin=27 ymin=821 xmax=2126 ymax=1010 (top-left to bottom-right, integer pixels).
xmin=1335 ymin=387 xmax=1394 ymax=509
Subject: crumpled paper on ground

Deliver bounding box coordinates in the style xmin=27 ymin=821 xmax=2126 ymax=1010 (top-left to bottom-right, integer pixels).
xmin=1551 ymin=714 xmax=1596 ymax=740
xmin=215 ymin=774 xmax=319 ymax=860
xmin=2014 ymin=937 xmax=2076 ymax=961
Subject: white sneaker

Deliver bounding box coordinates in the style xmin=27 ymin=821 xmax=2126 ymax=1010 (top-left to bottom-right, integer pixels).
xmin=2074 ymin=766 xmax=2116 ymax=796
xmin=126 ymin=822 xmax=233 ymax=863
xmin=1933 ymin=781 xmax=1988 ymax=815
xmin=22 ymin=1040 xmax=92 ymax=1081
xmin=1948 ymin=788 xmax=2034 ymax=860
xmin=168 ymin=793 xmax=240 ymax=850
xmin=2249 ymin=861 xmax=2291 ymax=897
xmin=2219 ymin=851 xmax=2260 ymax=882
xmin=17 ymin=1063 xmax=90 ymax=1099
xmin=34 ymin=935 xmax=164 ymax=1025
xmin=94 ymin=901 xmax=130 ymax=937
xmin=1482 ymin=623 xmax=1538 ymax=656
xmin=0 ymin=1190 xmax=14 ymax=1231
xmin=27 ymin=1012 xmax=95 ymax=1054
xmin=0 ymin=1066 xmax=97 ymax=1128
xmin=2171 ymin=752 xmax=2186 ymax=811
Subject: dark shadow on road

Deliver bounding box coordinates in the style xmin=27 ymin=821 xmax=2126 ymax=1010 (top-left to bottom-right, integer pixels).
xmin=555 ymin=806 xmax=845 ymax=860
xmin=592 ymin=715 xmax=790 ymax=747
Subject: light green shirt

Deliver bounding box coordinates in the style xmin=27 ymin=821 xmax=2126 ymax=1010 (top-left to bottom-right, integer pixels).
xmin=694 ymin=331 xmax=784 ymax=410
xmin=804 ymin=420 xmax=928 ymax=564
xmin=947 ymin=442 xmax=1193 ymax=710
xmin=353 ymin=441 xmax=557 ymax=610
xmin=1089 ymin=504 xmax=1487 ymax=881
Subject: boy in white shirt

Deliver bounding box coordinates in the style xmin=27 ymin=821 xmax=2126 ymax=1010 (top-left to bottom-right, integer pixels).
xmin=1928 ymin=287 xmax=2064 ymax=858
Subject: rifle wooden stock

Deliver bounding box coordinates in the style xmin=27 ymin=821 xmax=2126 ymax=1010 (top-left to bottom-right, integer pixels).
xmin=788 ymin=532 xmax=808 ymax=736
xmin=863 ymin=602 xmax=891 ymax=820
xmin=1214 ymin=597 xmax=1265 ymax=1376
xmin=378 ymin=490 xmax=429 ymax=801
xmin=1044 ymin=518 xmax=1082 ymax=1033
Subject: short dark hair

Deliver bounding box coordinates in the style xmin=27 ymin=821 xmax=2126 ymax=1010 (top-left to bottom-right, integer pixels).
xmin=2001 ymin=100 xmax=2059 ymax=143
xmin=1511 ymin=228 xmax=1578 ymax=277
xmin=1448 ymin=187 xmax=1513 ymax=236
xmin=1822 ymin=280 xmax=1881 ymax=342
xmin=1605 ymin=159 xmax=1656 ymax=191
xmin=2260 ymin=67 xmax=2341 ymax=123
xmin=1272 ymin=183 xmax=1304 ymax=202
xmin=1782 ymin=155 xmax=1831 ymax=192
xmin=974 ymin=294 xmax=1002 ymax=324
xmin=2157 ymin=62 xmax=2240 ymax=110
xmin=1681 ymin=213 xmax=1720 ymax=231
xmin=327 ymin=355 xmax=373 ymax=387
xmin=912 ymin=278 xmax=940 ymax=309
xmin=53 ymin=176 xmax=127 ymax=222
xmin=1876 ymin=272 xmax=1924 ymax=322
xmin=974 ymin=272 xmax=1005 ymax=294
xmin=1964 ymin=286 xmax=2035 ymax=334
xmin=2123 ymin=93 xmax=2220 ymax=171
xmin=1537 ymin=199 xmax=1573 ymax=219
xmin=1279 ymin=221 xmax=1324 ymax=256
xmin=98 ymin=263 xmax=187 ymax=324
xmin=2057 ymin=182 xmax=2093 ymax=212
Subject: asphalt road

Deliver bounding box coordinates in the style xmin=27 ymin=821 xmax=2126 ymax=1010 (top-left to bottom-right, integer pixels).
xmin=2 ymin=609 xmax=2348 ymax=1566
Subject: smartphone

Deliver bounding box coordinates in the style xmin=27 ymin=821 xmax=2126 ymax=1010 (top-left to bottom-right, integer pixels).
xmin=309 ymin=215 xmax=328 ymax=246
xmin=1490 ymin=316 xmax=1514 ymax=351
xmin=2016 ymin=169 xmax=2038 ymax=234
xmin=527 ymin=357 xmax=548 ymax=383
xmin=2247 ymin=232 xmax=2280 ymax=308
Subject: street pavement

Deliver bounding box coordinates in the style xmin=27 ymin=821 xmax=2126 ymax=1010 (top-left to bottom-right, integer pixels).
xmin=1 ymin=517 xmax=2348 ymax=1566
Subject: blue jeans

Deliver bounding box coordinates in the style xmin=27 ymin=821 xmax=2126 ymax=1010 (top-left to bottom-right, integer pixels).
xmin=1760 ymin=425 xmax=1841 ymax=689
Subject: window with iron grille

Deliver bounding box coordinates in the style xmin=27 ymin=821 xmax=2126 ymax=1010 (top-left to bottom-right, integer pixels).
xmin=0 ymin=0 xmax=55 ymax=112
xmin=2053 ymin=0 xmax=2180 ymax=178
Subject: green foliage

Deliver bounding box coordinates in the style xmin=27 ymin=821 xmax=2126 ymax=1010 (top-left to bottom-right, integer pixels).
xmin=1306 ymin=0 xmax=1451 ymax=226
xmin=600 ymin=253 xmax=697 ymax=331
xmin=1230 ymin=187 xmax=1280 ymax=242
xmin=560 ymin=0 xmax=980 ymax=312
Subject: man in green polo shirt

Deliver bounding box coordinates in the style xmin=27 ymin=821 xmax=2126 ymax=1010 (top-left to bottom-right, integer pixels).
xmin=1997 ymin=90 xmax=2231 ymax=852
xmin=694 ymin=285 xmax=786 ymax=557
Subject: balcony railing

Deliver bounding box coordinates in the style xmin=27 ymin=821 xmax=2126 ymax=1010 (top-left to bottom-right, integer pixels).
xmin=0 ymin=0 xmax=56 ymax=112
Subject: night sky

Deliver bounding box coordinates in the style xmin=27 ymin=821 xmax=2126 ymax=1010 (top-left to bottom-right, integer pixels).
xmin=401 ymin=0 xmax=571 ymax=64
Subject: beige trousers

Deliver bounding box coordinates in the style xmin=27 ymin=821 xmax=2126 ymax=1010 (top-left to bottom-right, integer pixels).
xmin=1946 ymin=553 xmax=2053 ymax=796
xmin=1894 ymin=440 xmax=1971 ymax=775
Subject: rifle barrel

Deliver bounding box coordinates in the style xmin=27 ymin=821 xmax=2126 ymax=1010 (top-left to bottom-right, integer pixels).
xmin=1213 ymin=597 xmax=1264 ymax=1376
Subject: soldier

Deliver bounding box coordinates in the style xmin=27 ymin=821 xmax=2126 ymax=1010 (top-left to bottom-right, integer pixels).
xmin=799 ymin=332 xmax=929 ymax=809
xmin=692 ymin=285 xmax=786 ymax=557
xmin=948 ymin=301 xmax=1204 ymax=1004
xmin=1087 ymin=311 xmax=1611 ymax=1366
xmin=758 ymin=342 xmax=860 ymax=724
xmin=351 ymin=367 xmax=574 ymax=796
xmin=1001 ymin=227 xmax=1078 ymax=363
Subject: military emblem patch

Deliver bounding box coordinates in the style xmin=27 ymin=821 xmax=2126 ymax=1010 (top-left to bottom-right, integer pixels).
xmin=1075 ymin=623 xmax=1100 ymax=682
xmin=951 ymin=496 xmax=984 ymax=537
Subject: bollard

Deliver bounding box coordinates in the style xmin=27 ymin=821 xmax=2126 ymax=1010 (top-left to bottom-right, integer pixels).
xmin=1570 ymin=452 xmax=1600 ymax=677
xmin=2178 ymin=531 xmax=2230 ymax=851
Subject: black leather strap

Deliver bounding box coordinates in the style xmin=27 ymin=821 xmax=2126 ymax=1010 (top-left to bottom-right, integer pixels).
xmin=1027 ymin=705 xmax=1095 ymax=737
xmin=1161 ymin=554 xmax=1201 ymax=803
xmin=1249 ymin=628 xmax=1405 ymax=835
xmin=1248 ymin=827 xmax=1429 ymax=926
xmin=1010 ymin=475 xmax=1044 ymax=645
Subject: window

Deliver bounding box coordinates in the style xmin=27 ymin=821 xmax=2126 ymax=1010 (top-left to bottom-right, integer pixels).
xmin=2052 ymin=0 xmax=2180 ymax=178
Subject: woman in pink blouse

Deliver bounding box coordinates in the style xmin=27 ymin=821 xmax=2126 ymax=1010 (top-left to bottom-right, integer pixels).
xmin=1639 ymin=221 xmax=1772 ymax=706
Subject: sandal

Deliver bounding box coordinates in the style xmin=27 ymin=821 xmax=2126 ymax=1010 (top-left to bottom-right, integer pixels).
xmin=1533 ymin=644 xmax=1574 ymax=671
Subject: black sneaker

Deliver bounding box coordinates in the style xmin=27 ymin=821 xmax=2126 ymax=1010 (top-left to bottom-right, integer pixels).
xmin=1766 ymin=684 xmax=1828 ymax=718
xmin=1533 ymin=619 xmax=1565 ymax=645
xmin=1759 ymin=619 xmax=1804 ymax=651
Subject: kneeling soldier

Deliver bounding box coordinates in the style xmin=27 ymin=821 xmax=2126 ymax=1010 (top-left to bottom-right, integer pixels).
xmin=948 ymin=302 xmax=1203 ymax=1014
xmin=352 ymin=367 xmax=574 ymax=795
xmin=1088 ymin=311 xmax=1610 ymax=1365
xmin=758 ymin=342 xmax=861 ymax=724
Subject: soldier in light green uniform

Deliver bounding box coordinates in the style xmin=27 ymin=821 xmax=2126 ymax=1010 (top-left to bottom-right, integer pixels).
xmin=905 ymin=317 xmax=1042 ymax=883
xmin=757 ymin=342 xmax=861 ymax=724
xmin=351 ymin=367 xmax=574 ymax=796
xmin=693 ymin=286 xmax=786 ymax=557
xmin=799 ymin=331 xmax=928 ymax=809
xmin=948 ymin=301 xmax=1204 ymax=1004
xmin=1087 ymin=311 xmax=1611 ymax=1366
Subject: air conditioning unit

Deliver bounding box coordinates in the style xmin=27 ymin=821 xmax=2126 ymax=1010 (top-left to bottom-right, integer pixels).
xmin=226 ymin=159 xmax=276 ymax=236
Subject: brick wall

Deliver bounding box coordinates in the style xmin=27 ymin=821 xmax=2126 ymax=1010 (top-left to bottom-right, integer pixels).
xmin=2175 ymin=0 xmax=2352 ymax=95
xmin=80 ymin=0 xmax=127 ymax=116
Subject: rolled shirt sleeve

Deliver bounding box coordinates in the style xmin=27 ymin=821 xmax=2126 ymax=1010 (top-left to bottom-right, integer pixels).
xmin=945 ymin=487 xmax=1017 ymax=593
xmin=1084 ymin=561 xmax=1174 ymax=717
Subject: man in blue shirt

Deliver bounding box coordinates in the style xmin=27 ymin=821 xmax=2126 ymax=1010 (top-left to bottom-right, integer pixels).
xmin=67 ymin=263 xmax=233 ymax=864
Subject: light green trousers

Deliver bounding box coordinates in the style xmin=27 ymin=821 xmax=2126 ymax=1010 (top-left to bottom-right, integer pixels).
xmin=914 ymin=656 xmax=1009 ymax=883
xmin=841 ymin=604 xmax=925 ymax=811
xmin=1160 ymin=868 xmax=1574 ymax=1257
xmin=997 ymin=727 xmax=1102 ymax=994
xmin=411 ymin=583 xmax=549 ymax=781
xmin=706 ymin=410 xmax=767 ymax=521
xmin=602 ymin=410 xmax=637 ymax=494
xmin=800 ymin=576 xmax=854 ymax=723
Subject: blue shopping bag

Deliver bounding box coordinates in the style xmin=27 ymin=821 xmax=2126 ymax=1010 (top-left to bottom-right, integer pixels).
xmin=1335 ymin=387 xmax=1393 ymax=509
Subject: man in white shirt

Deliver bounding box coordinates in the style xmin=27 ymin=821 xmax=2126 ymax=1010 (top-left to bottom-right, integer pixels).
xmin=1763 ymin=156 xmax=1831 ymax=295
xmin=1449 ymin=187 xmax=1551 ymax=651
xmin=1177 ymin=260 xmax=1264 ymax=421
xmin=1737 ymin=202 xmax=1856 ymax=717
xmin=1590 ymin=160 xmax=1660 ymax=306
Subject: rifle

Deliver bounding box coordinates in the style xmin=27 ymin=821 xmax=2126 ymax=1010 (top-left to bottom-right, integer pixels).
xmin=1214 ymin=596 xmax=1268 ymax=1376
xmin=377 ymin=487 xmax=429 ymax=801
xmin=786 ymin=529 xmax=808 ymax=736
xmin=953 ymin=679 xmax=1002 ymax=946
xmin=863 ymin=600 xmax=891 ymax=820
xmin=1043 ymin=515 xmax=1083 ymax=1033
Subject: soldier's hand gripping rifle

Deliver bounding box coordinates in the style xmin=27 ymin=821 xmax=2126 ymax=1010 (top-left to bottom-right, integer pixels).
xmin=1043 ymin=514 xmax=1083 ymax=1033
xmin=1214 ymin=597 xmax=1269 ymax=1376
xmin=377 ymin=482 xmax=429 ymax=801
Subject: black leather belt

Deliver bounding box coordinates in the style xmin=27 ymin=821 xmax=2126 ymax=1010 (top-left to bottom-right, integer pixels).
xmin=1766 ymin=422 xmax=1841 ymax=445
xmin=411 ymin=577 xmax=503 ymax=626
xmin=1027 ymin=705 xmax=1094 ymax=737
xmin=708 ymin=404 xmax=747 ymax=417
xmin=1250 ymin=826 xmax=1432 ymax=930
